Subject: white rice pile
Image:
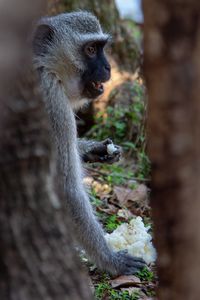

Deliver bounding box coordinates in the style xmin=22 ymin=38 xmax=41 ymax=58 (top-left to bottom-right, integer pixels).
xmin=105 ymin=216 xmax=157 ymax=264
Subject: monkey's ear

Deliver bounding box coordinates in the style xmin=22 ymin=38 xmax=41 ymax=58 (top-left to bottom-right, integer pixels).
xmin=33 ymin=24 xmax=54 ymax=56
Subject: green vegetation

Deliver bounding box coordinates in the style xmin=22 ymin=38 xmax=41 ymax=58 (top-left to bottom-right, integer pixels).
xmin=87 ymin=81 xmax=150 ymax=181
xmin=105 ymin=215 xmax=122 ymax=232
xmin=95 ymin=282 xmax=141 ymax=300
xmin=101 ymin=164 xmax=135 ymax=186
xmin=90 ymin=188 xmax=121 ymax=232
xmin=94 ymin=268 xmax=155 ymax=300
xmin=88 ymin=82 xmax=145 ymax=143
xmin=136 ymin=267 xmax=154 ymax=282
xmin=89 ymin=188 xmax=102 ymax=207
xmin=95 ymin=282 xmax=110 ymax=300
xmin=136 ymin=150 xmax=151 ymax=180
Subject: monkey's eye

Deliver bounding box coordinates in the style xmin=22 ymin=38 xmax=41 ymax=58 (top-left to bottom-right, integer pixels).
xmin=85 ymin=43 xmax=97 ymax=57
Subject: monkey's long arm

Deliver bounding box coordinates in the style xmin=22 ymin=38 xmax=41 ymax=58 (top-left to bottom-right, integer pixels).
xmin=78 ymin=138 xmax=121 ymax=163
xmin=40 ymin=72 xmax=145 ymax=275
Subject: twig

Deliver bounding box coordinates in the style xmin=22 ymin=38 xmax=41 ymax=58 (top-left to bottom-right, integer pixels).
xmin=85 ymin=166 xmax=150 ymax=182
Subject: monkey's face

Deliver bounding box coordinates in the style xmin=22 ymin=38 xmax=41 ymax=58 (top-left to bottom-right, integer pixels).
xmin=33 ymin=12 xmax=111 ymax=106
xmin=81 ymin=41 xmax=111 ymax=99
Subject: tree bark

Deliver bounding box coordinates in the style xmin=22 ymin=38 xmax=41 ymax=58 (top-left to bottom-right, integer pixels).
xmin=0 ymin=1 xmax=92 ymax=299
xmin=143 ymin=1 xmax=200 ymax=299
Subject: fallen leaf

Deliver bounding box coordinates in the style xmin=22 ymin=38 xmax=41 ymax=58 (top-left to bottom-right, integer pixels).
xmin=112 ymin=184 xmax=151 ymax=217
xmin=117 ymin=208 xmax=133 ymax=220
xmin=121 ymin=287 xmax=140 ymax=295
xmin=97 ymin=204 xmax=118 ymax=215
xmin=110 ymin=275 xmax=141 ymax=288
xmin=114 ymin=185 xmax=148 ymax=208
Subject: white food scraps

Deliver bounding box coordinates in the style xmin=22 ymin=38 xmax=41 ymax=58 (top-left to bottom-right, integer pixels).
xmin=107 ymin=143 xmax=118 ymax=155
xmin=105 ymin=216 xmax=157 ymax=264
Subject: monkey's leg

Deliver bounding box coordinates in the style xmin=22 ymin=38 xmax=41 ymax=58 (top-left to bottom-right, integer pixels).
xmin=78 ymin=138 xmax=121 ymax=164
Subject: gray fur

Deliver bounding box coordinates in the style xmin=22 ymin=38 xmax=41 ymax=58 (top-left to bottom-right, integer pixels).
xmin=33 ymin=11 xmax=109 ymax=108
xmin=33 ymin=11 xmax=145 ymax=275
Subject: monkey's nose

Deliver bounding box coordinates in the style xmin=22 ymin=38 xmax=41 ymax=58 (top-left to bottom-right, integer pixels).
xmin=104 ymin=64 xmax=111 ymax=72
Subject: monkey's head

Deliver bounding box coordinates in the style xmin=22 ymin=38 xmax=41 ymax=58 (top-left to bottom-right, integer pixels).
xmin=33 ymin=11 xmax=111 ymax=108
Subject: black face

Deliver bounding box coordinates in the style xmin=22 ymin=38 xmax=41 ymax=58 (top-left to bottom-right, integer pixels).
xmin=81 ymin=40 xmax=111 ymax=99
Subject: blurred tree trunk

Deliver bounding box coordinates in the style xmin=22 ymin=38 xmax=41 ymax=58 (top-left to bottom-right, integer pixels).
xmin=0 ymin=1 xmax=92 ymax=299
xmin=144 ymin=0 xmax=200 ymax=299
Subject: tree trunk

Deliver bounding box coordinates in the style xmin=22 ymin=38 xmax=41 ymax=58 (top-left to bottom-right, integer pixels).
xmin=143 ymin=1 xmax=200 ymax=299
xmin=0 ymin=1 xmax=92 ymax=299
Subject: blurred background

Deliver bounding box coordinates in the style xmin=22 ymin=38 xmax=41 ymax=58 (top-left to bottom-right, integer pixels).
xmin=2 ymin=1 xmax=200 ymax=299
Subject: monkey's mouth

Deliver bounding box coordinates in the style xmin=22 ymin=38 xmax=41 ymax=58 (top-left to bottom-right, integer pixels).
xmin=91 ymin=81 xmax=104 ymax=94
xmin=83 ymin=80 xmax=104 ymax=99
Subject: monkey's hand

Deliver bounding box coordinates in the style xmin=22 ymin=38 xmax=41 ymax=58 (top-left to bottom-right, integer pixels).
xmin=79 ymin=138 xmax=122 ymax=164
xmin=109 ymin=250 xmax=146 ymax=276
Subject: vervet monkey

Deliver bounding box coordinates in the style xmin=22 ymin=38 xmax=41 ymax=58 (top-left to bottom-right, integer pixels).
xmin=33 ymin=11 xmax=145 ymax=275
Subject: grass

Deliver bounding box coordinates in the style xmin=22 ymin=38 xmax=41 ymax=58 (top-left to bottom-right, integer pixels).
xmin=90 ymin=188 xmax=103 ymax=207
xmin=105 ymin=215 xmax=122 ymax=232
xmin=95 ymin=282 xmax=141 ymax=300
xmin=136 ymin=267 xmax=154 ymax=282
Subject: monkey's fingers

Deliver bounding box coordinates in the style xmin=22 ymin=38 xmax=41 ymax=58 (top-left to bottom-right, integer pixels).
xmin=102 ymin=138 xmax=113 ymax=145
xmin=99 ymin=153 xmax=121 ymax=164
xmin=114 ymin=250 xmax=147 ymax=276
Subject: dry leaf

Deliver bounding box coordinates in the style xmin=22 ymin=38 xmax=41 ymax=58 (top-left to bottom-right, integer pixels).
xmin=117 ymin=208 xmax=133 ymax=220
xmin=113 ymin=184 xmax=151 ymax=216
xmin=121 ymin=287 xmax=140 ymax=295
xmin=114 ymin=184 xmax=148 ymax=207
xmin=110 ymin=275 xmax=141 ymax=288
xmin=97 ymin=204 xmax=118 ymax=215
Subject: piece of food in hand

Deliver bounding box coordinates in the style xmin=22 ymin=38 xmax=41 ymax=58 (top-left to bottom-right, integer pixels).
xmin=107 ymin=142 xmax=118 ymax=155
